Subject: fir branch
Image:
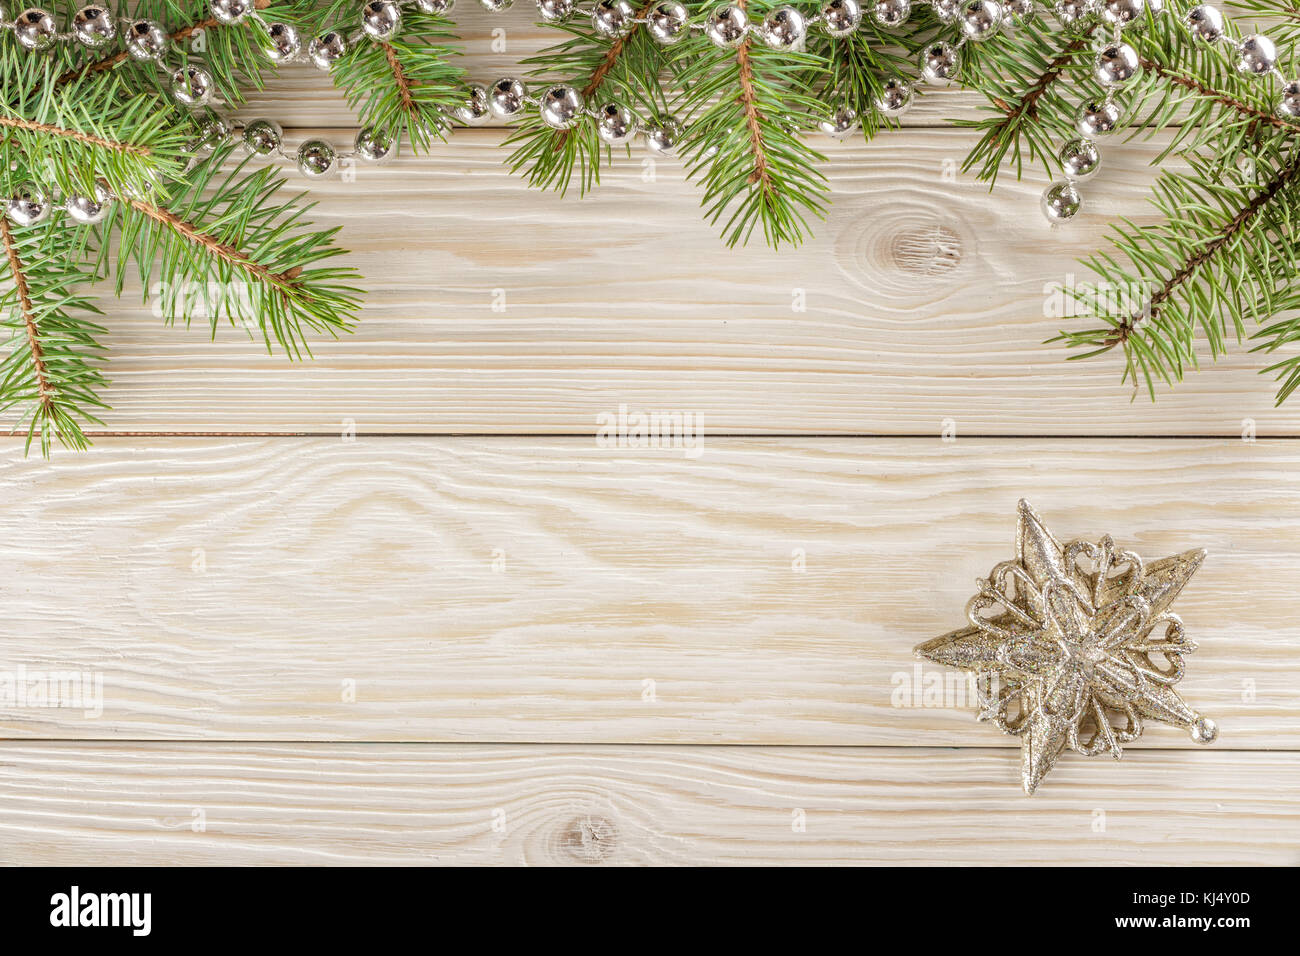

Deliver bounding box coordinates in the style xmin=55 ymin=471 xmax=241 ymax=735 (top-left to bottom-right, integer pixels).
xmin=323 ymin=8 xmax=465 ymax=152
xmin=0 ymin=116 xmax=150 ymax=155
xmin=110 ymin=147 xmax=362 ymax=357
xmin=674 ymin=3 xmax=830 ymax=246
xmin=803 ymin=24 xmax=917 ymax=140
xmin=1055 ymin=143 xmax=1300 ymax=399
xmin=2 ymin=66 xmax=189 ymax=200
xmin=505 ymin=3 xmax=667 ymax=195
xmin=1100 ymin=150 xmax=1300 ymax=349
xmin=0 ymin=218 xmax=110 ymax=455
xmin=735 ymin=28 xmax=773 ymax=189
xmin=1139 ymin=57 xmax=1289 ymax=132
xmin=956 ymin=18 xmax=1101 ymax=183
xmin=1 ymin=218 xmax=54 ymax=413
xmin=57 ymin=0 xmax=276 ymax=86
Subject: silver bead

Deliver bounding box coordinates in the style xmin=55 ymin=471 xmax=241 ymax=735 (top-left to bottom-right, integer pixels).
xmin=355 ymin=126 xmax=396 ymax=162
xmin=592 ymin=0 xmax=635 ymax=37
xmin=14 ymin=8 xmax=56 ymax=51
xmin=1058 ymin=137 xmax=1101 ymax=181
xmin=1277 ymin=79 xmax=1300 ymax=119
xmin=125 ymin=19 xmax=168 ymax=60
xmin=930 ymin=0 xmax=962 ymax=21
xmin=65 ymin=181 xmax=113 ymax=226
xmin=537 ymin=0 xmax=573 ymax=19
xmin=705 ymin=4 xmax=748 ymax=48
xmin=1236 ymin=34 xmax=1277 ymax=76
xmin=762 ymin=6 xmax=807 ymax=49
xmin=72 ymin=5 xmax=115 ymax=48
xmin=920 ymin=41 xmax=960 ymax=85
xmin=488 ymin=77 xmax=527 ymax=118
xmin=1053 ymin=0 xmax=1091 ymax=26
xmin=817 ymin=107 xmax=859 ymax=139
xmin=1095 ymin=42 xmax=1140 ymax=87
xmin=171 ymin=66 xmax=214 ymax=108
xmin=644 ymin=116 xmax=683 ymax=155
xmin=1041 ymin=181 xmax=1081 ymax=223
xmin=479 ymin=0 xmax=513 ymax=8
xmin=210 ymin=0 xmax=254 ymax=25
xmin=539 ymin=85 xmax=585 ymax=130
xmin=1101 ymin=0 xmax=1142 ymax=25
xmin=961 ymin=0 xmax=1002 ymax=40
xmin=194 ymin=118 xmax=231 ymax=153
xmin=5 ymin=184 xmax=50 ymax=227
xmin=309 ymin=31 xmax=348 ymax=70
xmin=414 ymin=0 xmax=454 ymax=11
xmin=296 ymin=139 xmax=337 ymax=178
xmin=1002 ymin=0 xmax=1034 ymax=20
xmin=1184 ymin=5 xmax=1223 ymax=43
xmin=1189 ymin=716 xmax=1218 ymax=744
xmin=241 ymin=118 xmax=283 ymax=156
xmin=262 ymin=22 xmax=300 ymax=62
xmin=648 ymin=1 xmax=689 ymax=43
xmin=454 ymin=83 xmax=492 ymax=125
xmin=875 ymin=76 xmax=914 ymax=116
xmin=362 ymin=0 xmax=401 ymax=40
xmin=1076 ymin=99 xmax=1121 ymax=136
xmin=819 ymin=0 xmax=862 ymax=36
xmin=596 ymin=103 xmax=638 ymax=145
xmin=872 ymin=0 xmax=911 ymax=28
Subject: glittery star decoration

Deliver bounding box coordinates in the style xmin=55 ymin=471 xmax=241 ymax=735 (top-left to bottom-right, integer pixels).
xmin=915 ymin=500 xmax=1219 ymax=795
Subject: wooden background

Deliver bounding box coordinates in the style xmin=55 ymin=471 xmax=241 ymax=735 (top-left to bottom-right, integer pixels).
xmin=2 ymin=8 xmax=1297 ymax=865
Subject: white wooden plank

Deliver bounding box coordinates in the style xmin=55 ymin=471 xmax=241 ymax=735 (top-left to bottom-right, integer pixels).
xmin=54 ymin=129 xmax=1300 ymax=437
xmin=0 ymin=742 xmax=1293 ymax=865
xmin=0 ymin=436 xmax=1293 ymax=744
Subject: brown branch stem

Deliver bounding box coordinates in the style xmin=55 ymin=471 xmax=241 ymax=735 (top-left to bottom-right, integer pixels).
xmin=1102 ymin=152 xmax=1300 ymax=347
xmin=734 ymin=31 xmax=770 ymax=189
xmin=124 ymin=197 xmax=302 ymax=296
xmin=0 ymin=217 xmax=55 ymax=410
xmin=1140 ymin=57 xmax=1291 ymax=132
xmin=550 ymin=0 xmax=659 ymax=154
xmin=382 ymin=42 xmax=418 ymax=114
xmin=992 ymin=30 xmax=1097 ymax=124
xmin=0 ymin=115 xmax=150 ymax=155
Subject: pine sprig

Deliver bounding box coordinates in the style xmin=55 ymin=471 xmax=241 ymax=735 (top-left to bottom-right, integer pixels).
xmin=0 ymin=217 xmax=110 ymax=455
xmin=2 ymin=64 xmax=189 ymax=202
xmin=109 ymin=147 xmax=362 ymax=357
xmin=1054 ymin=144 xmax=1300 ymax=399
xmin=321 ymin=6 xmax=466 ymax=152
xmin=955 ymin=15 xmax=1103 ymax=183
xmin=58 ymin=0 xmax=291 ymax=99
xmin=505 ymin=1 xmax=668 ymax=195
xmin=673 ymin=5 xmax=830 ymax=246
xmin=804 ymin=16 xmax=921 ymax=138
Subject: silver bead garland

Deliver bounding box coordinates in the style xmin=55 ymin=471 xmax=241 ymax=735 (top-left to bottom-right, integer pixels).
xmin=6 ymin=0 xmax=1298 ymax=225
xmin=1026 ymin=0 xmax=1300 ymax=225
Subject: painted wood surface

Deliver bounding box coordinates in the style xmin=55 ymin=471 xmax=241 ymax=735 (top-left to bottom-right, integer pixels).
xmin=0 ymin=743 xmax=1294 ymax=866
xmin=2 ymin=7 xmax=1296 ymax=865
xmin=1 ymin=437 xmax=1292 ymax=746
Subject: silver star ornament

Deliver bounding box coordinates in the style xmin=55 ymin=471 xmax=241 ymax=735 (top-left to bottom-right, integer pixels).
xmin=915 ymin=500 xmax=1219 ymax=795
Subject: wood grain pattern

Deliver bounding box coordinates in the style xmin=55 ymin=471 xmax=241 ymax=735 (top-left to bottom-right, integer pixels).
xmin=68 ymin=129 xmax=1300 ymax=437
xmin=1 ymin=436 xmax=1294 ymax=744
xmin=0 ymin=742 xmax=1293 ymax=865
